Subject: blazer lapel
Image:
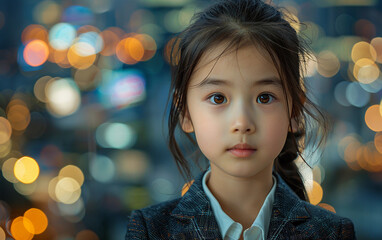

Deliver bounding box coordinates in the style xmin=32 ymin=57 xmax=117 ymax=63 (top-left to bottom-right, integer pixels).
xmin=267 ymin=174 xmax=311 ymax=240
xmin=170 ymin=171 xmax=222 ymax=240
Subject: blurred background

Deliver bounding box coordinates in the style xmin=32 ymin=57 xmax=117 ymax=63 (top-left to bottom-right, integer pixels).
xmin=0 ymin=0 xmax=381 ymax=239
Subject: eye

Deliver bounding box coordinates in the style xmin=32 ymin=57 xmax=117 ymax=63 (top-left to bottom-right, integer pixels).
xmin=257 ymin=93 xmax=275 ymax=104
xmin=207 ymin=93 xmax=227 ymax=105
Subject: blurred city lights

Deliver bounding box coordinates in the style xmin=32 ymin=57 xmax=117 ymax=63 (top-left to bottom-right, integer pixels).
xmin=55 ymin=177 xmax=82 ymax=204
xmin=10 ymin=216 xmax=34 ymax=240
xmin=98 ymin=70 xmax=146 ymax=108
xmin=181 ymin=180 xmax=194 ymax=197
xmin=359 ymin=78 xmax=382 ymax=93
xmin=6 ymin=100 xmax=31 ymax=131
xmin=334 ymin=81 xmax=351 ymax=107
xmin=2 ymin=157 xmax=19 ymax=183
xmin=99 ymin=27 xmax=124 ymax=56
xmin=316 ymin=50 xmax=340 ymax=78
xmin=23 ymin=40 xmax=49 ymax=67
xmin=307 ymin=181 xmax=323 ymax=205
xmin=0 ymin=117 xmax=12 ymax=144
xmin=57 ymin=197 xmax=85 ymax=219
xmin=151 ymin=178 xmax=175 ymax=202
xmin=318 ymin=203 xmax=336 ymax=213
xmin=33 ymin=0 xmax=61 ymax=25
xmin=365 ymin=105 xmax=382 ymax=132
xmin=59 ymin=165 xmax=84 ymax=187
xmin=375 ymin=132 xmax=382 ymax=154
xmin=0 ymin=140 xmax=11 ymax=158
xmin=73 ymin=65 xmax=101 ymax=90
xmin=24 ymin=208 xmax=48 ymax=234
xmin=0 ymin=227 xmax=5 ymax=240
xmin=114 ymin=150 xmax=150 ymax=182
xmin=353 ymin=58 xmax=380 ymax=84
xmin=346 ymin=82 xmax=370 ymax=107
xmin=14 ymin=156 xmax=40 ymax=184
xmin=370 ymin=37 xmax=382 ymax=63
xmin=116 ymin=36 xmax=144 ymax=64
xmin=67 ymin=42 xmax=97 ymax=69
xmin=77 ymin=31 xmax=104 ymax=54
xmin=62 ymin=5 xmax=94 ymax=26
xmin=89 ymin=155 xmax=115 ymax=183
xmin=95 ymin=122 xmax=137 ymax=149
xmin=49 ymin=23 xmax=76 ymax=50
xmin=124 ymin=187 xmax=150 ymax=210
xmin=14 ymin=181 xmax=37 ymax=196
xmin=21 ymin=24 xmax=49 ymax=45
xmin=45 ymin=78 xmax=81 ymax=117
xmin=351 ymin=41 xmax=377 ymax=63
xmin=75 ymin=229 xmax=99 ymax=240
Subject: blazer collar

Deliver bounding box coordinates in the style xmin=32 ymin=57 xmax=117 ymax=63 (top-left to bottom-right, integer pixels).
xmin=170 ymin=171 xmax=311 ymax=239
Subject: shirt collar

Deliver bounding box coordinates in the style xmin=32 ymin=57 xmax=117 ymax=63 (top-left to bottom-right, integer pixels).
xmin=202 ymin=168 xmax=277 ymax=239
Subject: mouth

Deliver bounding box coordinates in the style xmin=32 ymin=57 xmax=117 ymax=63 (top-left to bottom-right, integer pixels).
xmin=227 ymin=143 xmax=257 ymax=158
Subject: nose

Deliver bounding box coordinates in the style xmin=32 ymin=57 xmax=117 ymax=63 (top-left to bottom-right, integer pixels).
xmin=230 ymin=102 xmax=256 ymax=134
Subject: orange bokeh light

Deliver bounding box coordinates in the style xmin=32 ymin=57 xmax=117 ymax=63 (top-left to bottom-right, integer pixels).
xmin=351 ymin=41 xmax=377 ymax=63
xmin=75 ymin=230 xmax=99 ymax=240
xmin=318 ymin=203 xmax=336 ymax=213
xmin=181 ymin=180 xmax=194 ymax=197
xmin=135 ymin=34 xmax=157 ymax=61
xmin=67 ymin=43 xmax=96 ymax=69
xmin=7 ymin=104 xmax=31 ymax=131
xmin=371 ymin=37 xmax=382 ymax=63
xmin=116 ymin=36 xmax=144 ymax=64
xmin=0 ymin=117 xmax=12 ymax=144
xmin=375 ymin=132 xmax=382 ymax=154
xmin=365 ymin=105 xmax=382 ymax=132
xmin=23 ymin=40 xmax=49 ymax=67
xmin=21 ymin=24 xmax=48 ymax=45
xmin=99 ymin=30 xmax=120 ymax=56
xmin=24 ymin=208 xmax=48 ymax=234
xmin=10 ymin=217 xmax=34 ymax=240
xmin=307 ymin=181 xmax=323 ymax=205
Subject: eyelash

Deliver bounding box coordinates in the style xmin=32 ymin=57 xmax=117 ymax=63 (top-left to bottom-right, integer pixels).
xmin=207 ymin=93 xmax=277 ymax=105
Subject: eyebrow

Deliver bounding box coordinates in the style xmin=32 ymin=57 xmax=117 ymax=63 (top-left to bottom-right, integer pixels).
xmin=192 ymin=77 xmax=283 ymax=89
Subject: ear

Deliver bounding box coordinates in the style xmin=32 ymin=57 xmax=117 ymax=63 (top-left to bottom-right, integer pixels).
xmin=180 ymin=110 xmax=194 ymax=133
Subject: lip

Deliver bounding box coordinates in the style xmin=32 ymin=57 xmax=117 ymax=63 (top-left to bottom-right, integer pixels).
xmin=228 ymin=143 xmax=256 ymax=158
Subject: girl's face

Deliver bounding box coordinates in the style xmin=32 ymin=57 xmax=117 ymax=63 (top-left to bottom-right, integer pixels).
xmin=181 ymin=43 xmax=294 ymax=180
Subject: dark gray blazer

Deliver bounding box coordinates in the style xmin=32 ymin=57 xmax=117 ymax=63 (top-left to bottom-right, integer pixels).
xmin=126 ymin=171 xmax=356 ymax=239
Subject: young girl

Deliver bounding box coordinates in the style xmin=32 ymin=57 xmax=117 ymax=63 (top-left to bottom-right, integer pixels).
xmin=126 ymin=0 xmax=356 ymax=239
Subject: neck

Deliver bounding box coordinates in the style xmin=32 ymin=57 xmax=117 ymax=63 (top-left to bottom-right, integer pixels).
xmin=207 ymin=166 xmax=274 ymax=227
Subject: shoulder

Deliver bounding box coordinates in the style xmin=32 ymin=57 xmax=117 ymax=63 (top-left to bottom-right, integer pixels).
xmin=299 ymin=201 xmax=356 ymax=239
xmin=125 ymin=197 xmax=182 ymax=239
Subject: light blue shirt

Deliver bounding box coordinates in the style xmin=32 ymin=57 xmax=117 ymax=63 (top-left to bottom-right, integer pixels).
xmin=202 ymin=169 xmax=277 ymax=240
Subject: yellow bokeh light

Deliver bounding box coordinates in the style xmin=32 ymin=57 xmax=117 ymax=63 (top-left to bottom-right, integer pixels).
xmin=375 ymin=132 xmax=382 ymax=154
xmin=0 ymin=226 xmax=6 ymax=240
xmin=0 ymin=117 xmax=12 ymax=144
xmin=55 ymin=177 xmax=81 ymax=204
xmin=0 ymin=140 xmax=12 ymax=158
xmin=33 ymin=1 xmax=61 ymax=25
xmin=10 ymin=217 xmax=34 ymax=240
xmin=24 ymin=208 xmax=48 ymax=234
xmin=23 ymin=40 xmax=49 ymax=67
xmin=371 ymin=37 xmax=382 ymax=63
xmin=307 ymin=180 xmax=323 ymax=205
xmin=59 ymin=165 xmax=84 ymax=187
xmin=2 ymin=157 xmax=19 ymax=183
xmin=318 ymin=203 xmax=336 ymax=213
xmin=34 ymin=76 xmax=52 ymax=103
xmin=365 ymin=105 xmax=382 ymax=132
xmin=181 ymin=180 xmax=194 ymax=197
xmin=316 ymin=50 xmax=340 ymax=78
xmin=14 ymin=156 xmax=40 ymax=184
xmin=67 ymin=43 xmax=96 ymax=69
xmin=353 ymin=58 xmax=379 ymax=84
xmin=351 ymin=41 xmax=377 ymax=63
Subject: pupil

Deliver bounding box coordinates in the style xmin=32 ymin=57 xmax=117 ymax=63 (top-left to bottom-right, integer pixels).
xmin=214 ymin=95 xmax=223 ymax=103
xmin=260 ymin=95 xmax=269 ymax=103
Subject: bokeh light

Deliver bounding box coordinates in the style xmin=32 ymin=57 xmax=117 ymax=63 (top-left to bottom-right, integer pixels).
xmin=345 ymin=82 xmax=370 ymax=107
xmin=0 ymin=117 xmax=12 ymax=144
xmin=115 ymin=150 xmax=150 ymax=182
xmin=307 ymin=181 xmax=323 ymax=205
xmin=59 ymin=165 xmax=84 ymax=187
xmin=75 ymin=229 xmax=99 ymax=240
xmin=45 ymin=78 xmax=81 ymax=117
xmin=33 ymin=0 xmax=61 ymax=25
xmin=374 ymin=132 xmax=382 ymax=154
xmin=2 ymin=157 xmax=19 ymax=183
xmin=89 ymin=155 xmax=115 ymax=183
xmin=95 ymin=122 xmax=137 ymax=149
xmin=10 ymin=216 xmax=34 ymax=240
xmin=99 ymin=27 xmax=124 ymax=56
xmin=6 ymin=100 xmax=31 ymax=131
xmin=0 ymin=226 xmax=5 ymax=240
xmin=55 ymin=177 xmax=82 ymax=204
xmin=24 ymin=208 xmax=48 ymax=234
xmin=21 ymin=24 xmax=49 ymax=45
xmin=14 ymin=181 xmax=37 ymax=196
xmin=14 ymin=156 xmax=40 ymax=184
xmin=365 ymin=105 xmax=382 ymax=132
xmin=351 ymin=41 xmax=377 ymax=63
xmin=334 ymin=81 xmax=351 ymax=107
xmin=371 ymin=37 xmax=382 ymax=63
xmin=67 ymin=42 xmax=97 ymax=69
xmin=318 ymin=203 xmax=336 ymax=213
xmin=181 ymin=180 xmax=194 ymax=197
xmin=316 ymin=50 xmax=340 ymax=78
xmin=23 ymin=40 xmax=49 ymax=67
xmin=116 ymin=36 xmax=144 ymax=64
xmin=353 ymin=58 xmax=380 ymax=84
xmin=49 ymin=23 xmax=76 ymax=50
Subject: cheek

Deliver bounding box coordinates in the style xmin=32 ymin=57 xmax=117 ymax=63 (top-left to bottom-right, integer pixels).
xmin=192 ymin=114 xmax=223 ymax=155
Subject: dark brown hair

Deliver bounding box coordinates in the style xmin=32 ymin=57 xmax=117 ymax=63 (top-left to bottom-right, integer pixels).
xmin=166 ymin=0 xmax=329 ymax=201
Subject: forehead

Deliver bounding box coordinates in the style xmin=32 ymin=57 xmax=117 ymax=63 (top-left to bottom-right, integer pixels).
xmin=189 ymin=42 xmax=280 ymax=87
